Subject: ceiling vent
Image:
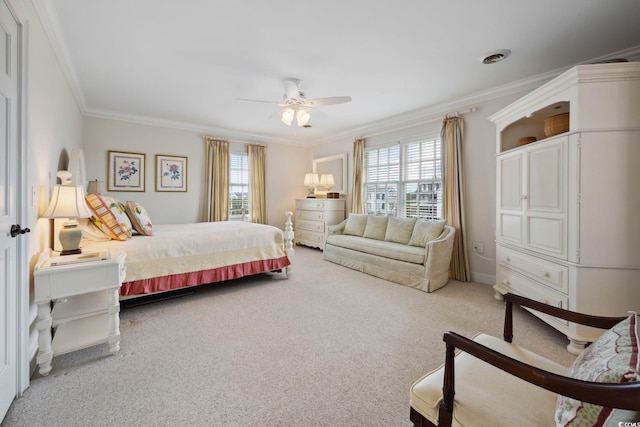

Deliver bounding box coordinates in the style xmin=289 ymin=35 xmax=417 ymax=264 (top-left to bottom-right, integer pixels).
xmin=481 ymin=49 xmax=511 ymax=64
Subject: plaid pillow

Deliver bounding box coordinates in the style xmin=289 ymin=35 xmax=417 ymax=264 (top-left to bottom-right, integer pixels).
xmin=85 ymin=193 xmax=131 ymax=241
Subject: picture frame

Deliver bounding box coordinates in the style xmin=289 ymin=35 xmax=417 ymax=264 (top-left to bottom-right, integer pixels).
xmin=156 ymin=154 xmax=187 ymax=192
xmin=107 ymin=151 xmax=146 ymax=192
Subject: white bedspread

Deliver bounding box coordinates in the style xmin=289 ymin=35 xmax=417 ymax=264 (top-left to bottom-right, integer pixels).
xmin=83 ymin=221 xmax=288 ymax=283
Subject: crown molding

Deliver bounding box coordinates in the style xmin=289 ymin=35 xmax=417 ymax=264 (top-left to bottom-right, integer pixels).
xmin=32 ymin=0 xmax=88 ymax=112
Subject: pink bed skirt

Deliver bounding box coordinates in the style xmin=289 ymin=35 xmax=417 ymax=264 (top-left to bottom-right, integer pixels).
xmin=120 ymin=256 xmax=291 ymax=296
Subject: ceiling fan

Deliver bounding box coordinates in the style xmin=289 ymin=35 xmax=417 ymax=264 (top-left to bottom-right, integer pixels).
xmin=238 ymin=78 xmax=352 ymax=127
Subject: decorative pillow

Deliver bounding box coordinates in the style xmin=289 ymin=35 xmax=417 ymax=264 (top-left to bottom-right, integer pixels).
xmin=77 ymin=218 xmax=111 ymax=242
xmin=363 ymin=216 xmax=388 ymax=240
xmin=384 ymin=216 xmax=417 ymax=245
xmin=125 ymin=201 xmax=154 ymax=236
xmin=343 ymin=214 xmax=368 ymax=237
xmin=85 ymin=193 xmax=131 ymax=241
xmin=555 ymin=312 xmax=639 ymax=426
xmin=408 ymin=220 xmax=447 ymax=247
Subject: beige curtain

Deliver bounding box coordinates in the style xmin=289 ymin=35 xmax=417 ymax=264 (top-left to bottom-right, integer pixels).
xmin=351 ymin=138 xmax=365 ymax=214
xmin=248 ymin=144 xmax=267 ymax=224
xmin=203 ymin=137 xmax=229 ymax=222
xmin=441 ymin=117 xmax=470 ymax=281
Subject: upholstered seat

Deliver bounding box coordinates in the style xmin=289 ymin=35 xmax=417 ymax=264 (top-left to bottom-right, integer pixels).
xmin=409 ymin=293 xmax=640 ymax=427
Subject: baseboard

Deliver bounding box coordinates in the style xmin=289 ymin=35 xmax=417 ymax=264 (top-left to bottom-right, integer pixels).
xmin=471 ymin=272 xmax=495 ymax=286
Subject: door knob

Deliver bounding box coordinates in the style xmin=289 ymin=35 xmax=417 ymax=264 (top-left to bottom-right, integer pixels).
xmin=10 ymin=224 xmax=31 ymax=238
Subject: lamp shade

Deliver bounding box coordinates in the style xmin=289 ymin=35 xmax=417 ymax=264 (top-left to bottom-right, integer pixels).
xmin=296 ymin=109 xmax=310 ymax=126
xmin=281 ymin=109 xmax=295 ymax=126
xmin=86 ymin=179 xmax=105 ymax=195
xmin=42 ymin=185 xmax=93 ymax=219
xmin=320 ymin=174 xmax=335 ymax=186
xmin=303 ymin=173 xmax=320 ymax=186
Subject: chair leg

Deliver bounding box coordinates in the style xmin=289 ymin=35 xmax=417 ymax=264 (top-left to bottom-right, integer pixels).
xmin=410 ymin=407 xmax=438 ymax=427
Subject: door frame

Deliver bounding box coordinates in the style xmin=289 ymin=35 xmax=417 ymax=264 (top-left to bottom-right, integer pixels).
xmin=5 ymin=0 xmax=29 ymax=396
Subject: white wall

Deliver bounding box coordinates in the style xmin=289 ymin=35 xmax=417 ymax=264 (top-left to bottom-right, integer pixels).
xmin=83 ymin=117 xmax=310 ymax=227
xmin=23 ymin=0 xmax=85 ymax=370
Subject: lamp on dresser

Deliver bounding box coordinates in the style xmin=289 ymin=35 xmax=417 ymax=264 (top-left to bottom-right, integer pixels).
xmin=304 ymin=173 xmax=320 ymax=198
xmin=42 ymin=171 xmax=93 ymax=255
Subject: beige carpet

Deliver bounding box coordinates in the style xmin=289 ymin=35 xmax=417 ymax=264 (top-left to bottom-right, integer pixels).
xmin=3 ymin=246 xmax=576 ymax=427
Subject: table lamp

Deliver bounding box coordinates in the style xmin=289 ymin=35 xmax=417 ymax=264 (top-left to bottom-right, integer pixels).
xmin=304 ymin=173 xmax=319 ymax=198
xmin=42 ymin=171 xmax=93 ymax=255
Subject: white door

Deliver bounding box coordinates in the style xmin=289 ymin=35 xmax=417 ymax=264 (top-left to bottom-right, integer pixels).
xmin=0 ymin=0 xmax=19 ymax=420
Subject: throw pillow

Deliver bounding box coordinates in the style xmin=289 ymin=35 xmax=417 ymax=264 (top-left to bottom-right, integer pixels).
xmin=343 ymin=214 xmax=368 ymax=237
xmin=125 ymin=201 xmax=154 ymax=236
xmin=384 ymin=217 xmax=417 ymax=245
xmin=408 ymin=220 xmax=447 ymax=247
xmin=555 ymin=312 xmax=639 ymax=426
xmin=85 ymin=193 xmax=131 ymax=241
xmin=363 ymin=216 xmax=388 ymax=240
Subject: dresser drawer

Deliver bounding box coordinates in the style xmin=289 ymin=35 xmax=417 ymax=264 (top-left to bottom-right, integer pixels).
xmin=296 ymin=229 xmax=324 ymax=244
xmin=497 ymin=266 xmax=569 ymax=326
xmin=497 ymin=246 xmax=568 ymax=294
xmin=296 ymin=219 xmax=325 ymax=233
xmin=296 ymin=199 xmax=328 ymax=211
xmin=296 ymin=210 xmax=325 ymax=221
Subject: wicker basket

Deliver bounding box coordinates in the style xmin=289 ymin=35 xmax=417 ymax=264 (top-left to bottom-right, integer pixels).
xmin=518 ymin=136 xmax=537 ymax=147
xmin=544 ymin=113 xmax=569 ymax=137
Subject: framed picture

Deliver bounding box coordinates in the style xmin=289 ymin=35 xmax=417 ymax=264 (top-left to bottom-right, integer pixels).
xmin=108 ymin=151 xmax=146 ymax=192
xmin=156 ymin=154 xmax=187 ymax=192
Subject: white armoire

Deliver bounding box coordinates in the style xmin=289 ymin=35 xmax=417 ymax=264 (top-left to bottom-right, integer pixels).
xmin=489 ymin=62 xmax=640 ymax=354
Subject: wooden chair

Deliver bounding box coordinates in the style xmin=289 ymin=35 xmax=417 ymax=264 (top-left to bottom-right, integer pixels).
xmin=409 ymin=293 xmax=640 ymax=427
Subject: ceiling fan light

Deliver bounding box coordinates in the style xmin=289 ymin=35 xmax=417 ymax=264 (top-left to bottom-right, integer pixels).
xmin=296 ymin=110 xmax=310 ymax=127
xmin=281 ymin=109 xmax=294 ymax=126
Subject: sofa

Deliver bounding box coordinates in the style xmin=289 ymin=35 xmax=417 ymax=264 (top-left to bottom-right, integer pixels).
xmin=323 ymin=214 xmax=455 ymax=292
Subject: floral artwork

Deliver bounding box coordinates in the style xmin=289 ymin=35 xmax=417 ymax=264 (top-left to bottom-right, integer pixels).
xmin=108 ymin=151 xmax=146 ymax=192
xmin=156 ymin=154 xmax=187 ymax=192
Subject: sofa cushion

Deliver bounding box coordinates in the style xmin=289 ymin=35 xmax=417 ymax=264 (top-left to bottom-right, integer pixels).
xmin=411 ymin=333 xmax=566 ymax=426
xmin=343 ymin=214 xmax=368 ymax=237
xmin=555 ymin=312 xmax=639 ymax=426
xmin=326 ymin=235 xmax=425 ymax=264
xmin=384 ymin=216 xmax=416 ymax=245
xmin=363 ymin=216 xmax=388 ymax=240
xmin=409 ymin=220 xmax=447 ymax=247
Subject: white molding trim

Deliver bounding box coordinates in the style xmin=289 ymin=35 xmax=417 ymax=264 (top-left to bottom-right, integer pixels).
xmin=471 ymin=272 xmax=496 ymax=286
xmin=29 ymin=4 xmax=640 ymax=147
xmin=31 ymin=0 xmax=88 ymax=112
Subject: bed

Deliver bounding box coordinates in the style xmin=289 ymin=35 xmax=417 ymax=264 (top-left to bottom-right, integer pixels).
xmin=78 ymin=214 xmax=294 ymax=298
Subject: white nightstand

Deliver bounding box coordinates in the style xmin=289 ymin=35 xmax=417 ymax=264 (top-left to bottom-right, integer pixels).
xmin=33 ymin=249 xmax=127 ymax=376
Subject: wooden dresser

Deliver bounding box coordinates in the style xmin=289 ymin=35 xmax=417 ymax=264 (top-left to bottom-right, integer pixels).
xmin=489 ymin=62 xmax=640 ymax=354
xmin=294 ymin=198 xmax=345 ymax=250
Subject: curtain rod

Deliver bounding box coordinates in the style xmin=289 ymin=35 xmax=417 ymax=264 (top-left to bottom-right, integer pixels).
xmin=361 ymin=106 xmax=477 ymax=139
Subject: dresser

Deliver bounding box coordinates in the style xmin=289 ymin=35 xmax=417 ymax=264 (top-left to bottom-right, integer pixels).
xmin=489 ymin=62 xmax=640 ymax=354
xmin=295 ymin=198 xmax=345 ymax=249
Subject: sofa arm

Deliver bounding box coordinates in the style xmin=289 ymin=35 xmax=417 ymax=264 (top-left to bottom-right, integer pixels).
xmin=327 ymin=219 xmax=347 ymax=236
xmin=422 ymin=226 xmax=455 ymax=290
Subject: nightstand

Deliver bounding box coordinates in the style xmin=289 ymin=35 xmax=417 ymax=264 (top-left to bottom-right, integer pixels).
xmin=33 ymin=249 xmax=127 ymax=376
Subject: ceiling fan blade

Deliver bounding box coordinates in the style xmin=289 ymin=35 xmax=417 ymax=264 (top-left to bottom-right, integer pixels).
xmin=236 ymin=98 xmax=280 ymax=105
xmin=305 ymin=96 xmax=352 ymax=106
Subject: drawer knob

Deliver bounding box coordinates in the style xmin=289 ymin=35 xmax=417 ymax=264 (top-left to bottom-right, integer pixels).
xmin=540 ymin=271 xmax=550 ymax=278
xmin=521 ymin=195 xmax=528 ymax=200
xmin=502 ymin=256 xmax=510 ymax=263
xmin=501 ymin=278 xmax=510 ymax=285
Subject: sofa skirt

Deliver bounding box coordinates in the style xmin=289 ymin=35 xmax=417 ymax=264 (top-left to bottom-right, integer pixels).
xmin=324 ymin=243 xmax=431 ymax=291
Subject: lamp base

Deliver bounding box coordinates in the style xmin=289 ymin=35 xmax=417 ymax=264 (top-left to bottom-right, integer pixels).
xmin=59 ymin=220 xmax=83 ymax=256
xmin=306 ymin=195 xmax=316 ymax=198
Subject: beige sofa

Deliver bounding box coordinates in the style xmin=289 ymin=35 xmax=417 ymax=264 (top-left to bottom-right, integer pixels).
xmin=323 ymin=214 xmax=455 ymax=292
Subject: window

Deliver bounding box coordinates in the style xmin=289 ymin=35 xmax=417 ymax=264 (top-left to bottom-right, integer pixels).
xmin=229 ymin=152 xmax=248 ymax=220
xmin=365 ymin=138 xmax=442 ymax=220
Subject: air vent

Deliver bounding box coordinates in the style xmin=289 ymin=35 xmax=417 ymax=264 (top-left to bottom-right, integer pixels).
xmin=481 ymin=49 xmax=511 ymax=64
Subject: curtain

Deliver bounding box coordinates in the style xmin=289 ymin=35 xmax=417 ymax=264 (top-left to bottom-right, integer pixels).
xmin=351 ymin=138 xmax=365 ymax=214
xmin=203 ymin=137 xmax=229 ymax=222
xmin=441 ymin=117 xmax=470 ymax=281
xmin=248 ymin=144 xmax=267 ymax=224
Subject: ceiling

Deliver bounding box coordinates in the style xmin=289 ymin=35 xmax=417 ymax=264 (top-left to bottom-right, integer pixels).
xmin=35 ymin=0 xmax=640 ymax=146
